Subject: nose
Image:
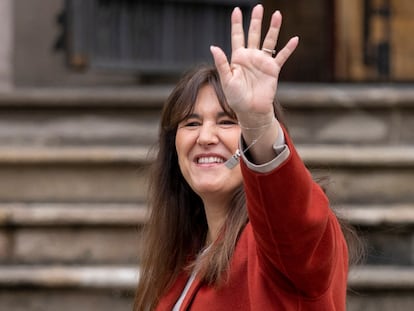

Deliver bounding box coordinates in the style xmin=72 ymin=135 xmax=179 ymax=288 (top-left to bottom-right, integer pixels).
xmin=196 ymin=122 xmax=219 ymax=146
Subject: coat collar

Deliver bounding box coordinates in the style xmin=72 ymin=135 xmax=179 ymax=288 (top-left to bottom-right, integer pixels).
xmin=155 ymin=272 xmax=203 ymax=311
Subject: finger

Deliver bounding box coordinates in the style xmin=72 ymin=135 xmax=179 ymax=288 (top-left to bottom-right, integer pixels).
xmin=247 ymin=4 xmax=264 ymax=49
xmin=210 ymin=45 xmax=232 ymax=85
xmin=262 ymin=10 xmax=282 ymax=51
xmin=274 ymin=36 xmax=299 ymax=68
xmin=231 ymin=7 xmax=245 ymax=53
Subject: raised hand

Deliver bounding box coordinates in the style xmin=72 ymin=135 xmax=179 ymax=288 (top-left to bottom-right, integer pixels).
xmin=210 ymin=5 xmax=298 ymax=126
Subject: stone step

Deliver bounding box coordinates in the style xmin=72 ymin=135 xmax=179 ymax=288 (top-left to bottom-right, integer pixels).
xmin=349 ymin=266 xmax=414 ymax=290
xmin=298 ymin=145 xmax=414 ymax=168
xmin=0 ymin=203 xmax=145 ymax=265
xmin=0 ymin=202 xmax=147 ymax=226
xmin=300 ymin=145 xmax=414 ymax=204
xmin=340 ymin=203 xmax=414 ymax=227
xmin=0 ymin=147 xmax=149 ymax=202
xmin=0 ymin=145 xmax=412 ymax=203
xmin=0 ymin=202 xmax=413 ymax=266
xmin=0 ymin=265 xmax=136 ymax=311
xmin=0 ymin=107 xmax=160 ymax=147
xmin=0 ymin=265 xmax=138 ymax=289
xmin=341 ymin=204 xmax=414 ymax=266
xmin=0 ymin=265 xmax=413 ymax=311
xmin=0 ymin=84 xmax=413 ymax=108
xmin=0 ymin=86 xmax=171 ymax=108
xmin=0 ymin=84 xmax=413 ymax=147
xmin=348 ymin=266 xmax=414 ymax=311
xmin=0 ymin=202 xmax=413 ymax=228
xmin=0 ymin=146 xmax=150 ymax=164
xmin=1 ymin=144 xmax=413 ymax=166
xmin=0 ymin=264 xmax=412 ymax=290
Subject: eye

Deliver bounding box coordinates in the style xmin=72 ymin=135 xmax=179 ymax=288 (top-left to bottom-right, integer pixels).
xmin=186 ymin=121 xmax=201 ymax=127
xmin=179 ymin=119 xmax=201 ymax=128
xmin=218 ymin=118 xmax=238 ymax=127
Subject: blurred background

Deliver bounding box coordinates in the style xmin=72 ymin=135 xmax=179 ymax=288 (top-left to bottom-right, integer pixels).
xmin=0 ymin=0 xmax=413 ymax=310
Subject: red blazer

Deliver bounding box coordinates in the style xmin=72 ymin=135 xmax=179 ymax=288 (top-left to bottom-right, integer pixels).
xmin=155 ymin=132 xmax=349 ymax=310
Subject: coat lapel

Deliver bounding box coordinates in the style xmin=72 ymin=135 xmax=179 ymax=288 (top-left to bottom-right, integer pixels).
xmin=155 ymin=273 xmax=189 ymax=311
xmin=179 ymin=274 xmax=203 ymax=311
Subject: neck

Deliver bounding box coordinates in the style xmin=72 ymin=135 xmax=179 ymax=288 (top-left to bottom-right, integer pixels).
xmin=201 ymin=195 xmax=230 ymax=245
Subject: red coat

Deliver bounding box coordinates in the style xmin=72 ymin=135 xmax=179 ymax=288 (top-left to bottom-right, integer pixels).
xmin=155 ymin=132 xmax=349 ymax=310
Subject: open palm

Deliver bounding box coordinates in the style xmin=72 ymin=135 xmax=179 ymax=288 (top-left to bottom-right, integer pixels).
xmin=211 ymin=5 xmax=298 ymax=119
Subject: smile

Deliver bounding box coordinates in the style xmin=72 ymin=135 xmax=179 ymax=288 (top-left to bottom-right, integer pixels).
xmin=197 ymin=156 xmax=225 ymax=164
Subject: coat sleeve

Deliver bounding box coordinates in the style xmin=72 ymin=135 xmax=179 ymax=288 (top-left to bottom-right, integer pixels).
xmin=240 ymin=128 xmax=348 ymax=298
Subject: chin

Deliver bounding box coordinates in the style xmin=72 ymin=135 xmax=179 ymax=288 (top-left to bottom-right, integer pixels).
xmin=194 ymin=181 xmax=240 ymax=198
xmin=187 ymin=172 xmax=242 ymax=197
xmin=194 ymin=184 xmax=222 ymax=194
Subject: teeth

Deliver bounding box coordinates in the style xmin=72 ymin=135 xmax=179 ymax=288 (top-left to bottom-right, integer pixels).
xmin=197 ymin=157 xmax=224 ymax=164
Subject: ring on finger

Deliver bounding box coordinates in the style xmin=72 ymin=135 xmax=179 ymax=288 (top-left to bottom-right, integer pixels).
xmin=262 ymin=48 xmax=276 ymax=57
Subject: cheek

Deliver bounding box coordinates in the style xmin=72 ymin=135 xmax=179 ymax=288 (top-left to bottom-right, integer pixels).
xmin=226 ymin=129 xmax=241 ymax=151
xmin=175 ymin=130 xmax=185 ymax=155
xmin=175 ymin=130 xmax=192 ymax=169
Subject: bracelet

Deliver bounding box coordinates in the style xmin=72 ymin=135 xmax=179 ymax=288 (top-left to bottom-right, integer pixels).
xmin=239 ymin=116 xmax=276 ymax=153
xmin=225 ymin=116 xmax=275 ymax=169
xmin=238 ymin=116 xmax=276 ymax=131
xmin=241 ymin=120 xmax=274 ymax=154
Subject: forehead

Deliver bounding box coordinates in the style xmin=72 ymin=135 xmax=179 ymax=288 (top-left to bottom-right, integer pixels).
xmin=192 ymin=85 xmax=223 ymax=114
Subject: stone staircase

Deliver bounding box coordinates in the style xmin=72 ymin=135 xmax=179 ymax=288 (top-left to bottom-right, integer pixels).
xmin=0 ymin=84 xmax=414 ymax=310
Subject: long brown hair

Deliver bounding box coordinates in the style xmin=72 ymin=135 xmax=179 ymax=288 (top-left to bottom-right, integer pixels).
xmin=134 ymin=65 xmax=247 ymax=311
xmin=133 ymin=65 xmax=363 ymax=311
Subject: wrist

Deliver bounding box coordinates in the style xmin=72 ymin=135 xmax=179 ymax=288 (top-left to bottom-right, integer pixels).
xmin=240 ymin=118 xmax=280 ymax=165
xmin=236 ymin=111 xmax=276 ymax=129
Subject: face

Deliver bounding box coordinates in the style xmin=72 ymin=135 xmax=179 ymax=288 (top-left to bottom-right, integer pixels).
xmin=175 ymin=85 xmax=242 ymax=201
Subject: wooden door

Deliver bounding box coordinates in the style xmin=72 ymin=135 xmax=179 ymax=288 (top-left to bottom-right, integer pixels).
xmin=335 ymin=0 xmax=414 ymax=81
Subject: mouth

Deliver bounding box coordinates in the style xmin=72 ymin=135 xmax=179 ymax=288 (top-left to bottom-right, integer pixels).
xmin=196 ymin=156 xmax=225 ymax=165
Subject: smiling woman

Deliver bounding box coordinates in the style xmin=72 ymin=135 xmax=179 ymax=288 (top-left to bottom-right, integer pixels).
xmin=175 ymin=85 xmax=242 ymax=203
xmin=134 ymin=5 xmax=361 ymax=311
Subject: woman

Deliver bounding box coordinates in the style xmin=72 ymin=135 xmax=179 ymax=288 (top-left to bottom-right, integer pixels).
xmin=135 ymin=5 xmax=359 ymax=310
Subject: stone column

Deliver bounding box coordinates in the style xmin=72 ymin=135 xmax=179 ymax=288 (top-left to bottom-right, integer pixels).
xmin=0 ymin=0 xmax=13 ymax=90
